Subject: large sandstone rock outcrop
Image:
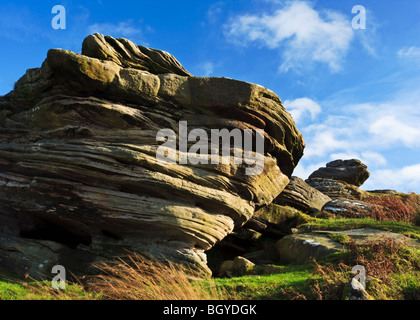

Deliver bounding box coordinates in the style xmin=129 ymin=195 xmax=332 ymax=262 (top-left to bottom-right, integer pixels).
xmin=0 ymin=34 xmax=304 ymax=278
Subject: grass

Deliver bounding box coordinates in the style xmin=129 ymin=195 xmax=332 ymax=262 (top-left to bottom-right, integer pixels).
xmin=304 ymin=217 xmax=420 ymax=240
xmin=212 ymin=264 xmax=314 ymax=300
xmin=327 ymin=233 xmax=351 ymax=245
xmin=0 ymin=279 xmax=94 ymax=300
xmin=1 ymin=242 xmax=419 ymax=300
xmin=1 ymin=192 xmax=420 ymax=300
xmin=87 ymin=253 xmax=228 ymax=300
xmin=1 ymin=253 xmax=228 ymax=301
xmin=213 ymin=237 xmax=420 ymax=300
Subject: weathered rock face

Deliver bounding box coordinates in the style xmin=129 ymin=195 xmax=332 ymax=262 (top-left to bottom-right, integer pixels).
xmin=322 ymin=199 xmax=374 ymax=218
xmin=275 ymin=176 xmax=332 ymax=213
xmin=0 ymin=34 xmax=304 ymax=278
xmin=306 ymin=178 xmax=367 ymax=200
xmin=275 ymin=232 xmax=344 ymax=264
xmin=276 ymin=228 xmax=420 ymax=264
xmin=308 ymin=159 xmax=370 ymax=187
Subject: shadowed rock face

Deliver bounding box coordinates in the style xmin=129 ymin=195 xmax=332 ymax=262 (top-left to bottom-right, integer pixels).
xmin=275 ymin=176 xmax=331 ymax=213
xmin=305 ymin=178 xmax=368 ymax=200
xmin=308 ymin=159 xmax=370 ymax=187
xmin=0 ymin=34 xmax=304 ymax=278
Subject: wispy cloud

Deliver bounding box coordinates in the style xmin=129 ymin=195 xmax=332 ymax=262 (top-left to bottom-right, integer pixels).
xmin=284 ymin=98 xmax=321 ymax=124
xmin=206 ymin=2 xmax=224 ymax=24
xmin=0 ymin=5 xmax=44 ymax=42
xmin=300 ymin=94 xmax=420 ymax=160
xmin=88 ymin=20 xmax=145 ymax=42
xmin=363 ymin=163 xmax=420 ymax=192
xmin=398 ymin=46 xmax=420 ymax=61
xmin=0 ymin=4 xmax=91 ymax=48
xmin=223 ymin=1 xmax=354 ymax=72
xmin=200 ymin=62 xmax=215 ymax=77
xmin=293 ymin=91 xmax=420 ymax=192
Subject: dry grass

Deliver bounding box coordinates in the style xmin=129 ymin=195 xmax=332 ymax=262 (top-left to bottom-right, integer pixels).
xmin=364 ymin=194 xmax=417 ymax=223
xmin=301 ymin=237 xmax=420 ymax=300
xmin=347 ymin=237 xmax=419 ymax=280
xmin=405 ymin=193 xmax=420 ymax=226
xmin=86 ymin=253 xmax=229 ymax=300
xmin=13 ymin=253 xmax=229 ymax=300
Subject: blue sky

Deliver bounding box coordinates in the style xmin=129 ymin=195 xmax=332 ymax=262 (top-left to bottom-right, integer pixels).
xmin=1 ymin=0 xmax=420 ymax=192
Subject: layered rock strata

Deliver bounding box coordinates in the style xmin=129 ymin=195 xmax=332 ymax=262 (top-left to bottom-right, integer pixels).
xmin=0 ymin=34 xmax=304 ymax=278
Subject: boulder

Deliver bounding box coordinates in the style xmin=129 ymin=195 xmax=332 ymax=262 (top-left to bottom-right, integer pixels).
xmin=275 ymin=232 xmax=345 ymax=264
xmin=276 ymin=228 xmax=420 ymax=264
xmin=245 ymin=204 xmax=310 ymax=237
xmin=322 ymin=199 xmax=374 ymax=218
xmin=306 ymin=178 xmax=367 ymax=200
xmin=219 ymin=256 xmax=255 ymax=277
xmin=0 ymin=34 xmax=305 ymax=278
xmin=232 ymin=256 xmax=256 ymax=275
xmin=275 ymin=176 xmax=331 ymax=213
xmin=308 ymin=159 xmax=370 ymax=187
xmin=328 ymin=228 xmax=420 ymax=249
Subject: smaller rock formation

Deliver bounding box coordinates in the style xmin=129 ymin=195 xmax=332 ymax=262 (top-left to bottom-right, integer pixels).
xmin=306 ymin=178 xmax=367 ymax=200
xmin=275 ymin=176 xmax=332 ymax=213
xmin=218 ymin=256 xmax=255 ymax=277
xmin=307 ymin=159 xmax=370 ymax=187
xmin=275 ymin=232 xmax=344 ymax=264
xmin=276 ymin=228 xmax=420 ymax=265
xmin=322 ymin=199 xmax=373 ymax=218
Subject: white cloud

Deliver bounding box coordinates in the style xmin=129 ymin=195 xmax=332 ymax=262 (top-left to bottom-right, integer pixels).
xmin=369 ymin=115 xmax=420 ymax=148
xmin=398 ymin=47 xmax=420 ymax=61
xmin=284 ymin=98 xmax=321 ymax=123
xmin=329 ymin=151 xmax=386 ymax=167
xmin=300 ymin=96 xmax=420 ymax=162
xmin=293 ymin=93 xmax=420 ymax=192
xmin=362 ymin=164 xmax=420 ymax=193
xmin=303 ymin=130 xmax=350 ymax=158
xmin=301 ymin=119 xmax=354 ymax=158
xmin=207 ymin=3 xmax=224 ymax=23
xmin=360 ymin=151 xmax=387 ymax=166
xmin=200 ymin=62 xmax=215 ymax=77
xmin=292 ymin=161 xmax=326 ymax=179
xmin=224 ymin=1 xmax=354 ymax=72
xmin=329 ymin=152 xmax=360 ymax=161
xmin=88 ymin=20 xmax=144 ymax=41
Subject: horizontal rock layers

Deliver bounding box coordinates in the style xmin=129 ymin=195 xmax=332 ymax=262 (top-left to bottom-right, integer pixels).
xmin=308 ymin=159 xmax=370 ymax=187
xmin=0 ymin=34 xmax=304 ymax=278
xmin=275 ymin=176 xmax=331 ymax=213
